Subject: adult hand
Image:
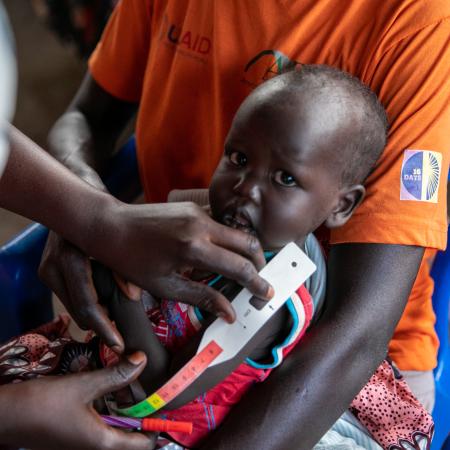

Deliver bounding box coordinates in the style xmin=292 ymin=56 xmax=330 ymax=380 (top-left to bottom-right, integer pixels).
xmin=38 ymin=150 xmax=138 ymax=352
xmin=40 ymin=200 xmax=272 ymax=351
xmin=91 ymin=201 xmax=273 ymax=323
xmin=0 ymin=352 xmax=156 ymax=450
xmin=39 ymin=231 xmax=126 ymax=352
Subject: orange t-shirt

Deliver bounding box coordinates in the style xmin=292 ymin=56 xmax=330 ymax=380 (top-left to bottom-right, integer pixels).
xmin=89 ymin=0 xmax=450 ymax=371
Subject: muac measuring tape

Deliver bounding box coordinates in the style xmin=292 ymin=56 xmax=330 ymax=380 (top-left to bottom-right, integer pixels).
xmin=116 ymin=242 xmax=317 ymax=418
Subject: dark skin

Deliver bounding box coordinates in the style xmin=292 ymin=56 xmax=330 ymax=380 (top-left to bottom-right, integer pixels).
xmin=0 ymin=128 xmax=273 ymax=449
xmin=205 ymin=244 xmax=423 ymax=450
xmin=0 ymin=127 xmax=276 ymax=449
xmin=44 ymin=74 xmax=424 ymax=449
xmin=40 ymin=76 xmax=274 ymax=354
xmin=0 ymin=128 xmax=159 ymax=449
xmin=93 ymin=78 xmax=373 ymax=424
xmin=204 ymin=82 xmax=422 ymax=449
xmin=4 ymin=126 xmax=271 ymax=326
xmin=209 ymin=78 xmax=367 ymax=249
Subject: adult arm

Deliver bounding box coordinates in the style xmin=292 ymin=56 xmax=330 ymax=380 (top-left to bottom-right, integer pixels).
xmin=47 ymin=72 xmax=136 ymax=189
xmin=1 ymin=125 xmax=272 ymax=329
xmin=0 ymin=127 xmax=273 ymax=449
xmin=203 ymin=243 xmax=424 ymax=449
xmin=40 ymin=74 xmax=139 ymax=350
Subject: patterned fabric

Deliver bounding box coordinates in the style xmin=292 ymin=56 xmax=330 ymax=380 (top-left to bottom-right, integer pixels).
xmin=350 ymin=360 xmax=434 ymax=450
xmin=0 ymin=315 xmax=100 ymax=383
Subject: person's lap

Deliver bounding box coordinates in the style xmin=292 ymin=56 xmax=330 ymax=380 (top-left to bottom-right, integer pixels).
xmin=314 ymin=368 xmax=435 ymax=450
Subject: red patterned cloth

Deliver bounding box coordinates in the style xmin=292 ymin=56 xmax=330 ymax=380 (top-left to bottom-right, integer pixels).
xmin=350 ymin=360 xmax=434 ymax=449
xmin=0 ymin=315 xmax=100 ymax=383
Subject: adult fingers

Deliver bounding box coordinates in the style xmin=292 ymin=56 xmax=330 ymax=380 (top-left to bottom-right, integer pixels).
xmin=208 ymin=221 xmax=267 ymax=271
xmin=62 ymin=254 xmax=124 ymax=353
xmin=83 ymin=352 xmax=147 ymax=400
xmin=39 ymin=253 xmax=102 ymax=336
xmin=40 ymin=235 xmax=124 ymax=351
xmin=39 ymin=237 xmax=78 ymax=317
xmin=39 ymin=261 xmax=77 ymax=318
xmin=99 ymin=426 xmax=156 ymax=450
xmin=186 ymin=240 xmax=273 ymax=301
xmin=156 ymin=274 xmax=236 ymax=323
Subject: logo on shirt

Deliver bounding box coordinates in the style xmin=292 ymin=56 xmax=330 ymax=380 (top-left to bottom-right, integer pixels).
xmin=400 ymin=150 xmax=442 ymax=203
xmin=167 ymin=24 xmax=211 ymax=54
xmin=159 ymin=14 xmax=211 ymax=63
xmin=241 ymin=49 xmax=299 ymax=88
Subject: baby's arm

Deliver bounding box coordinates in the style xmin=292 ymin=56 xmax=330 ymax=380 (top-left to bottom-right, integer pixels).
xmin=91 ymin=262 xmax=170 ymax=394
xmin=93 ymin=263 xmax=292 ymax=410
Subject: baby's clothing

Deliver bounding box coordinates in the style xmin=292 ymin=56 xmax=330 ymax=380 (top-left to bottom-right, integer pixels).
xmin=0 ymin=304 xmax=434 ymax=449
xmin=99 ymin=285 xmax=315 ymax=447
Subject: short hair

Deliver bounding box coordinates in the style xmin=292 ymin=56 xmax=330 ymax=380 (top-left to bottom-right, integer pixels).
xmin=275 ymin=65 xmax=389 ymax=185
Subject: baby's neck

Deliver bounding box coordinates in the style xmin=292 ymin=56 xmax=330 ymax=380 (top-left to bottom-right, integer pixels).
xmin=265 ymin=236 xmax=307 ymax=254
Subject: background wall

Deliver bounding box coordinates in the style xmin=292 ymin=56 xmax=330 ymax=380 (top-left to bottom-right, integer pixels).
xmin=1 ymin=1 xmax=85 ymax=243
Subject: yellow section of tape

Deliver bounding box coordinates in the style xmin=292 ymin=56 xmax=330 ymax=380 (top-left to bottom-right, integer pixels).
xmin=148 ymin=393 xmax=165 ymax=409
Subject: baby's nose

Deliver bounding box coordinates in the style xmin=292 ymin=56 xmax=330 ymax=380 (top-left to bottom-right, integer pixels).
xmin=233 ymin=175 xmax=262 ymax=205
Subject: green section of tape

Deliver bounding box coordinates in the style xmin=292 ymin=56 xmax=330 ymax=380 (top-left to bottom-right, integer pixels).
xmin=116 ymin=399 xmax=158 ymax=418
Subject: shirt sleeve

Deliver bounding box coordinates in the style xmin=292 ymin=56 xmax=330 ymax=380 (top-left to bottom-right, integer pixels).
xmin=331 ymin=17 xmax=450 ymax=250
xmin=88 ymin=0 xmax=152 ymax=102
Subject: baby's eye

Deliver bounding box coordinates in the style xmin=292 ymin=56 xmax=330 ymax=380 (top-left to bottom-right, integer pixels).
xmin=228 ymin=151 xmax=247 ymax=167
xmin=273 ymin=170 xmax=297 ymax=187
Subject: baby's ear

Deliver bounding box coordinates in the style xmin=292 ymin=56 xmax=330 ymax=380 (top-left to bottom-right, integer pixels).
xmin=324 ymin=184 xmax=365 ymax=229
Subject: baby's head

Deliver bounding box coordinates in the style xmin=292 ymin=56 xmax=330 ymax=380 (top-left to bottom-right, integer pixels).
xmin=209 ymin=65 xmax=388 ymax=251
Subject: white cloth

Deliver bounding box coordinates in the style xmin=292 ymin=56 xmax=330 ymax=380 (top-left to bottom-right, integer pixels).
xmin=402 ymin=369 xmax=435 ymax=413
xmin=0 ymin=1 xmax=17 ymax=176
xmin=314 ymin=411 xmax=382 ymax=450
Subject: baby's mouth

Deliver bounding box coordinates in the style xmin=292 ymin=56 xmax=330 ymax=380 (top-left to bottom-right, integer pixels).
xmin=222 ymin=210 xmax=256 ymax=235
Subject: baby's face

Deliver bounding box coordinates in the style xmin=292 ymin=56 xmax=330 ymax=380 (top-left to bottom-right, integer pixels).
xmin=209 ymin=90 xmax=346 ymax=251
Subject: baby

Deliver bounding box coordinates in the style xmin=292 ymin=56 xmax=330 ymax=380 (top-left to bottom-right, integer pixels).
xmin=94 ymin=65 xmax=426 ymax=449
xmin=0 ymin=65 xmax=433 ymax=450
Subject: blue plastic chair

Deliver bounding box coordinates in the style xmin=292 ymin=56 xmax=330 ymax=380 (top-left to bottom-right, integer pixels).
xmin=0 ymin=137 xmax=449 ymax=448
xmin=431 ymin=228 xmax=450 ymax=450
xmin=0 ymin=137 xmax=141 ymax=341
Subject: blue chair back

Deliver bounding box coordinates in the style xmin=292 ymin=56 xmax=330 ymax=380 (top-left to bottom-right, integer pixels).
xmin=0 ymin=223 xmax=51 ymax=340
xmin=0 ymin=137 xmax=141 ymax=341
xmin=431 ymin=229 xmax=450 ymax=450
